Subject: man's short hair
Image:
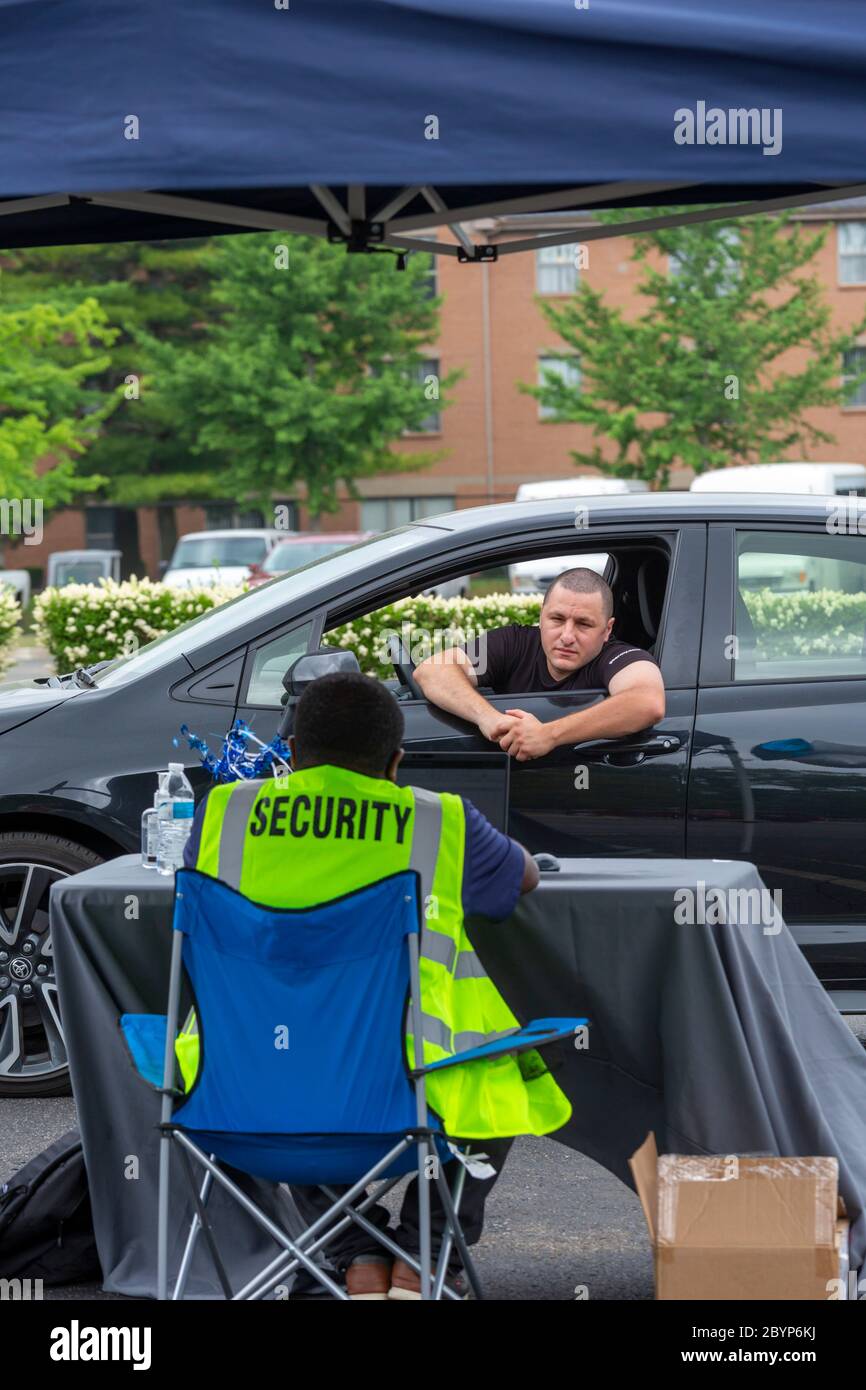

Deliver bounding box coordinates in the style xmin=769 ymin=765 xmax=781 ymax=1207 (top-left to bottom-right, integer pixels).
xmin=293 ymin=671 xmax=404 ymax=776
xmin=543 ymin=567 xmax=613 ymax=621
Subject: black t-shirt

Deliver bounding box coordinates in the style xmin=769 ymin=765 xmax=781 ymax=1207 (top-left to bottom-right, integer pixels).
xmin=465 ymin=624 xmax=658 ymax=695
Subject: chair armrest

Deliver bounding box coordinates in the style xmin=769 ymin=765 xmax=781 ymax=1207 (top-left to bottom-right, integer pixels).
xmin=412 ymin=1016 xmax=588 ymax=1076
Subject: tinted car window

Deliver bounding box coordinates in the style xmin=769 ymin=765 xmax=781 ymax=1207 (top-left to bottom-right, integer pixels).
xmin=55 ymin=562 xmax=107 ymax=586
xmin=262 ymin=542 xmax=347 ymax=574
xmin=246 ymin=621 xmax=315 ymax=706
xmin=735 ymin=530 xmax=866 ymax=680
xmin=91 ymin=527 xmax=426 ymax=689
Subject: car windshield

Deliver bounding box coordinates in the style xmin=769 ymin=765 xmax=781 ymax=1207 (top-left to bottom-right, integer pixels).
xmin=170 ymin=536 xmax=270 ymax=568
xmin=262 ymin=541 xmax=348 ymax=575
xmin=55 ymin=562 xmax=108 ymax=585
xmin=90 ymin=527 xmax=430 ymax=689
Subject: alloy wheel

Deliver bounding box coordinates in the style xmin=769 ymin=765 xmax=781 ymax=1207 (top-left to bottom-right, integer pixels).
xmin=0 ymin=863 xmax=67 ymax=1084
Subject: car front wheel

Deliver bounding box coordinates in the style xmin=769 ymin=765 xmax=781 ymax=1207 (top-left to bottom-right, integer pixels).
xmin=0 ymin=832 xmax=104 ymax=1097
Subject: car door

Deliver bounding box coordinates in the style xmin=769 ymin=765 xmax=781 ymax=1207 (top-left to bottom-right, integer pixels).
xmin=399 ymin=524 xmax=704 ymax=858
xmin=690 ymin=523 xmax=866 ymax=1001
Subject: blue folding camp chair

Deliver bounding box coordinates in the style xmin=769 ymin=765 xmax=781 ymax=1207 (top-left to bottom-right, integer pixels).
xmin=122 ymin=823 xmax=588 ymax=1301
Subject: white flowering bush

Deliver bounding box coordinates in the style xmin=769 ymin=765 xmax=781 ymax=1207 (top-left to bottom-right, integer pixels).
xmin=329 ymin=593 xmax=543 ymax=679
xmin=743 ymin=588 xmax=866 ymax=660
xmin=33 ymin=577 xmax=246 ymax=671
xmin=30 ymin=578 xmax=866 ymax=681
xmin=0 ymin=585 xmax=22 ymax=675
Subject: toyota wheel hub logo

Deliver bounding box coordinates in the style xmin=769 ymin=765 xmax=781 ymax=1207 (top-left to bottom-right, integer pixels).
xmin=10 ymin=957 xmax=32 ymax=982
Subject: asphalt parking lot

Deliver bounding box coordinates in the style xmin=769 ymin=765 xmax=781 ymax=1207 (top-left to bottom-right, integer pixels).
xmin=5 ymin=1008 xmax=864 ymax=1303
xmin=0 ymin=1096 xmax=652 ymax=1301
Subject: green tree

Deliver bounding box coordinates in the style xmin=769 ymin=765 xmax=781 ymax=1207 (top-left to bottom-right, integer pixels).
xmin=144 ymin=236 xmax=459 ymax=515
xmin=0 ymin=241 xmax=216 ymax=504
xmin=523 ymin=210 xmax=866 ymax=489
xmin=0 ymin=298 xmax=119 ymax=506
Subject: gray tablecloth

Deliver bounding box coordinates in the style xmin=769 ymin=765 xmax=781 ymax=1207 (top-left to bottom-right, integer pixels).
xmin=51 ymin=853 xmax=866 ymax=1296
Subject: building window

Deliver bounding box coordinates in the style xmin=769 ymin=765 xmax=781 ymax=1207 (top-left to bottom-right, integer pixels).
xmin=202 ymin=504 xmax=269 ymax=529
xmin=669 ymin=227 xmax=739 ymax=291
xmin=537 ymin=355 xmax=580 ymax=420
xmin=85 ymin=506 xmax=117 ymax=549
xmin=536 ymin=244 xmax=580 ymax=295
xmin=203 ymin=504 xmax=234 ymax=529
xmin=842 ymin=347 xmax=866 ymax=408
xmin=838 ymin=223 xmax=866 ymax=284
xmin=416 ymin=251 xmax=437 ymax=300
xmin=405 ymin=357 xmax=441 ymax=433
xmin=361 ymin=496 xmax=455 ymax=532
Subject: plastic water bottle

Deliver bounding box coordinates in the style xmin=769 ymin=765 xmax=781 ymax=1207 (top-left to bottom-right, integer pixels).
xmin=141 ymin=770 xmax=171 ymax=868
xmin=156 ymin=763 xmax=195 ymax=875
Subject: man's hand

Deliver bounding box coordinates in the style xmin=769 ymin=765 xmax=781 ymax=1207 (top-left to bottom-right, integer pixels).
xmin=498 ymin=710 xmax=556 ymax=762
xmin=478 ymin=710 xmax=521 ymax=744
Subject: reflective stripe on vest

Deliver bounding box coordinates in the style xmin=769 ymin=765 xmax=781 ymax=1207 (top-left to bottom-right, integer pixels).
xmin=212 ymin=776 xmax=514 ymax=1058
xmin=218 ymin=779 xmax=264 ymax=889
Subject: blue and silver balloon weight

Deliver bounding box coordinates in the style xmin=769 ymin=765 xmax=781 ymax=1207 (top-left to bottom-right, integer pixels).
xmin=174 ymin=718 xmax=291 ymax=784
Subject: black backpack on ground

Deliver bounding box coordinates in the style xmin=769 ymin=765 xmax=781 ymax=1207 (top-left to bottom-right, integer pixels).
xmin=0 ymin=1128 xmax=101 ymax=1284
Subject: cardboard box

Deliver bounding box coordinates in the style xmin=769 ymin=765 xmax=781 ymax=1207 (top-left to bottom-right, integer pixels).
xmin=629 ymin=1132 xmax=849 ymax=1300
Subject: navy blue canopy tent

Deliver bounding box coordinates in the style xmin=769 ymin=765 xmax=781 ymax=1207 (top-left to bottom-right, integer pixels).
xmin=0 ymin=0 xmax=864 ymax=257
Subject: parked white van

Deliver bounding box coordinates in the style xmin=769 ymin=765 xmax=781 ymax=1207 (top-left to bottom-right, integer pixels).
xmin=163 ymin=529 xmax=285 ymax=589
xmin=0 ymin=569 xmax=30 ymax=608
xmin=509 ymin=477 xmax=649 ymax=593
xmin=690 ymin=462 xmax=866 ymax=496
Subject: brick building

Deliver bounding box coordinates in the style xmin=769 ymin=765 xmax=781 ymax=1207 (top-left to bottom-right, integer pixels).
xmin=5 ymin=200 xmax=866 ymax=584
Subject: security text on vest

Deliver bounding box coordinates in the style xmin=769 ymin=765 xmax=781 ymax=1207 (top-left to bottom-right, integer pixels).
xmin=248 ymin=794 xmax=412 ymax=843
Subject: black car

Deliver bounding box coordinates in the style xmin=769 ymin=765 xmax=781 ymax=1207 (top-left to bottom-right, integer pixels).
xmin=2 ymin=491 xmax=865 ymax=1095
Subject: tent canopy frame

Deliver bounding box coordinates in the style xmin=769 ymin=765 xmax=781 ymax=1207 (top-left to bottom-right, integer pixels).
xmin=7 ymin=180 xmax=861 ymax=266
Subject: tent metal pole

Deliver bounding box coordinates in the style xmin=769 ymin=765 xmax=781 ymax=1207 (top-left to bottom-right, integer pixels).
xmin=386 ymin=180 xmax=696 ymax=232
xmin=381 ymin=233 xmax=461 ymax=256
xmin=0 ymin=194 xmax=70 ymax=217
xmin=492 ymin=182 xmax=866 ymax=256
xmin=310 ymin=184 xmax=351 ymax=235
xmin=347 ymin=185 xmax=366 ymax=220
xmin=82 ymin=189 xmax=326 ymax=236
xmin=372 ymin=186 xmax=423 ymax=221
xmin=420 ymin=185 xmax=475 ymax=256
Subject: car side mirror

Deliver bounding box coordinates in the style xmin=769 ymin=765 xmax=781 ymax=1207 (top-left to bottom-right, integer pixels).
xmin=278 ymin=647 xmax=362 ymax=737
xmin=158 ymin=559 xmax=169 ymax=575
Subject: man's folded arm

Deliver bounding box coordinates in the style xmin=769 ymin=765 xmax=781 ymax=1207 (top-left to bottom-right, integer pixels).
xmin=414 ymin=644 xmax=512 ymax=742
xmin=547 ymin=660 xmax=666 ymax=746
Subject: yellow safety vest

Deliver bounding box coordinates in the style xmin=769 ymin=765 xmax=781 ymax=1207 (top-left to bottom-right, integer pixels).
xmin=179 ymin=764 xmax=571 ymax=1140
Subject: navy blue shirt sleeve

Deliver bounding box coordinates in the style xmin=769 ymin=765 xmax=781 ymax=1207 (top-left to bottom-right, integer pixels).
xmin=460 ymin=796 xmax=525 ymax=920
xmin=182 ymin=792 xmax=209 ymax=869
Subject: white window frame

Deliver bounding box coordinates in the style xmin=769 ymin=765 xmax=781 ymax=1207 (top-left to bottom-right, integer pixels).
xmin=403 ymin=356 xmax=441 ymax=434
xmin=360 ymin=495 xmax=455 ymax=531
xmin=537 ymin=354 xmax=581 ymax=420
xmin=838 ymin=222 xmax=866 ymax=285
xmin=842 ymin=346 xmax=866 ymax=409
xmin=536 ymin=244 xmax=580 ymax=295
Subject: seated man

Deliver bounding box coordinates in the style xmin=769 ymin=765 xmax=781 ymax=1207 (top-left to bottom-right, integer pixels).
xmin=182 ymin=671 xmax=546 ymax=1300
xmin=414 ymin=566 xmax=665 ymax=760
